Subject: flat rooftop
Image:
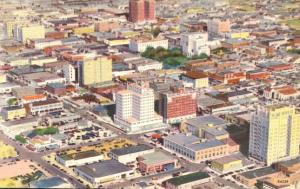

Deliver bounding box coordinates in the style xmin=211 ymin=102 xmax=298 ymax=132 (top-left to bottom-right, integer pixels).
xmin=240 ymin=167 xmax=278 ymax=179
xmin=76 ymin=160 xmax=131 ymax=178
xmin=110 ymin=144 xmax=153 ymax=156
xmin=59 ymin=150 xmax=102 ymax=161
xmin=140 ymin=151 xmax=174 ymax=165
xmin=166 ymin=172 xmax=210 ymax=186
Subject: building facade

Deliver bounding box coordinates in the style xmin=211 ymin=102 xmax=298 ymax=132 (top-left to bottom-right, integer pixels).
xmin=114 ymin=83 xmax=164 ymax=134
xmin=129 ymin=0 xmax=156 ymax=23
xmin=249 ymin=105 xmax=300 ymax=165
xmin=79 ymin=56 xmax=112 ymax=86
xmin=180 ymin=32 xmax=210 ymax=57
xmin=159 ymin=87 xmax=197 ymax=124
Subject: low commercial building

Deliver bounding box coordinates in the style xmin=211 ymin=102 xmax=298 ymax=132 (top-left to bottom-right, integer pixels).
xmin=236 ymin=167 xmax=280 ymax=187
xmin=181 ymin=71 xmax=209 ymax=88
xmin=1 ymin=106 xmax=26 ymax=121
xmin=164 ymin=133 xmax=234 ymax=162
xmin=30 ymin=176 xmax=72 ymax=188
xmin=27 ymin=135 xmax=62 ymax=152
xmin=46 ymin=83 xmax=66 ymax=96
xmin=0 ymin=82 xmax=20 ymax=94
xmin=211 ymin=156 xmax=243 ymax=174
xmin=129 ymin=35 xmax=168 ymax=53
xmin=74 ymin=160 xmax=134 ymax=186
xmin=56 ymin=150 xmax=104 ymax=167
xmin=109 ymin=144 xmax=154 ymax=164
xmin=125 ymin=58 xmax=162 ymax=72
xmin=25 ymin=99 xmax=63 ymax=116
xmin=138 ymin=151 xmax=178 ymax=174
xmin=44 ymin=113 xmax=82 ymax=126
xmin=165 ymin=172 xmax=211 ymax=189
xmin=181 ymin=115 xmax=229 ymax=140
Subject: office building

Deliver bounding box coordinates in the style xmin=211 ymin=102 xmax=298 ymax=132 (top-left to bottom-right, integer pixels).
xmin=159 ymin=87 xmax=197 ymax=124
xmin=14 ymin=25 xmax=45 ymax=43
xmin=180 ymin=32 xmax=210 ymax=57
xmin=79 ymin=56 xmax=112 ymax=86
xmin=249 ymin=105 xmax=300 ymax=166
xmin=114 ymin=83 xmax=164 ymax=134
xmin=129 ymin=0 xmax=156 ymax=23
xmin=207 ymin=19 xmax=231 ymax=34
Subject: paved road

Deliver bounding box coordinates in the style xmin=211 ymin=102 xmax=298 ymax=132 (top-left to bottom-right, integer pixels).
xmin=0 ymin=131 xmax=85 ymax=188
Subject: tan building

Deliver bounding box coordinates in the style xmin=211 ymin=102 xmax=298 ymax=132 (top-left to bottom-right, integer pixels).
xmin=80 ymin=56 xmax=112 ymax=85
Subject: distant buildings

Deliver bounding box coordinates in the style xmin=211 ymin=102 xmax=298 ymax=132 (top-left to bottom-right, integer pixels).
xmin=114 ymin=83 xmax=164 ymax=134
xmin=78 ymin=56 xmax=112 ymax=86
xmin=129 ymin=0 xmax=156 ymax=23
xmin=159 ymin=86 xmax=197 ymax=124
xmin=249 ymin=105 xmax=300 ymax=165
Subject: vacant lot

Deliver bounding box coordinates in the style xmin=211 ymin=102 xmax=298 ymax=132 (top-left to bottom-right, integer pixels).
xmin=0 ymin=141 xmax=17 ymax=159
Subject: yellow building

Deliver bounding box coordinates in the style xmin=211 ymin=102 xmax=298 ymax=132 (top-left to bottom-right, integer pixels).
xmin=73 ymin=25 xmax=95 ymax=35
xmin=81 ymin=56 xmax=112 ymax=85
xmin=229 ymin=32 xmax=250 ymax=39
xmin=182 ymin=71 xmax=209 ymax=89
xmin=15 ymin=25 xmax=45 ymax=43
xmin=104 ymin=38 xmax=129 ymax=46
xmin=211 ymin=156 xmax=243 ymax=173
xmin=0 ymin=73 xmax=7 ymax=83
xmin=249 ymin=105 xmax=300 ymax=165
xmin=1 ymin=106 xmax=26 ymax=121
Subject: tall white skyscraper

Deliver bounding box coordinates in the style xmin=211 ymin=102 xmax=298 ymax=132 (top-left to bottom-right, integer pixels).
xmin=114 ymin=83 xmax=164 ymax=134
xmin=249 ymin=104 xmax=300 ymax=165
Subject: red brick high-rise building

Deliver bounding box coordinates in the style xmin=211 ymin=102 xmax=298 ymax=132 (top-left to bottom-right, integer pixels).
xmin=129 ymin=0 xmax=156 ymax=23
xmin=145 ymin=0 xmax=156 ymax=21
xmin=159 ymin=87 xmax=197 ymax=124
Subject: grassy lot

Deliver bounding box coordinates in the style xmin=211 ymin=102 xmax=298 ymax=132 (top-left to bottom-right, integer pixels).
xmin=281 ymin=19 xmax=300 ymax=30
xmin=33 ymin=127 xmax=59 ymax=136
xmin=0 ymin=178 xmax=23 ymax=188
xmin=62 ymin=138 xmax=135 ymax=159
xmin=0 ymin=141 xmax=17 ymax=159
xmin=228 ymin=0 xmax=256 ymax=12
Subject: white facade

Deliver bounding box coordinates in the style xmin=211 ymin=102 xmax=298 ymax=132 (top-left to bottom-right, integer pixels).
xmin=180 ymin=32 xmax=210 ymax=57
xmin=135 ymin=61 xmax=162 ymax=72
xmin=29 ymin=100 xmax=64 ymax=115
xmin=56 ymin=154 xmax=104 ymax=167
xmin=114 ymin=84 xmax=164 ymax=134
xmin=63 ymin=64 xmax=76 ymax=83
xmin=129 ymin=39 xmax=169 ymax=53
xmin=109 ymin=149 xmax=155 ymax=164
